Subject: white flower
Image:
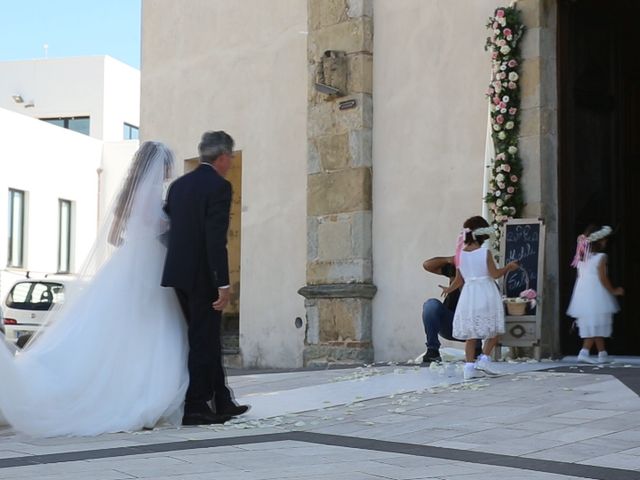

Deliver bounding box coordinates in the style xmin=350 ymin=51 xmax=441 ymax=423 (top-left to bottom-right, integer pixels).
xmin=500 ymin=64 xmax=507 ymax=71
xmin=496 ymin=199 xmax=504 ymax=206
xmin=505 ymin=121 xmax=514 ymax=130
xmin=500 ymin=45 xmax=511 ymax=54
xmin=500 ymin=108 xmax=507 ymax=114
xmin=508 ymin=72 xmax=519 ymax=81
xmin=498 ymin=131 xmax=506 ymax=140
xmin=502 ymin=206 xmax=510 ymax=212
xmin=496 ymin=173 xmax=505 ymax=182
xmin=502 ymin=95 xmax=510 ymax=102
xmin=494 ymin=29 xmax=501 ymax=36
xmin=497 ymin=16 xmax=506 ymax=26
xmin=508 ymin=146 xmax=518 ymax=154
xmin=507 ymin=35 xmax=513 ymax=41
xmin=493 ymin=124 xmax=501 ymax=131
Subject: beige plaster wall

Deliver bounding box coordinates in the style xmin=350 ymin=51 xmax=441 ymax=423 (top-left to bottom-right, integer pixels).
xmin=141 ymin=0 xmax=308 ymax=367
xmin=372 ymin=0 xmax=500 ymax=361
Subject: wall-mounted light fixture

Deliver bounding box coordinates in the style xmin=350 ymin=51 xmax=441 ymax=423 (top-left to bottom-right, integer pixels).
xmin=314 ymin=50 xmax=347 ymax=98
xmin=12 ymin=95 xmax=24 ymax=103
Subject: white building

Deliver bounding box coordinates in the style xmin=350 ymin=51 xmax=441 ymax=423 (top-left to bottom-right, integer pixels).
xmin=0 ymin=56 xmax=140 ymax=299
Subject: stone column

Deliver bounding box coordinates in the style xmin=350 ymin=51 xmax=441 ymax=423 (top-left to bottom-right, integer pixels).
xmin=518 ymin=0 xmax=560 ymax=354
xmin=299 ymin=0 xmax=375 ymax=366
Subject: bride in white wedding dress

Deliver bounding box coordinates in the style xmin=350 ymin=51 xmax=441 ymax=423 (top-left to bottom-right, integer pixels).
xmin=0 ymin=142 xmax=189 ymax=437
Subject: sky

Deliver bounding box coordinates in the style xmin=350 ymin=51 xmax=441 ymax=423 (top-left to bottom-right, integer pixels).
xmin=0 ymin=0 xmax=141 ymax=68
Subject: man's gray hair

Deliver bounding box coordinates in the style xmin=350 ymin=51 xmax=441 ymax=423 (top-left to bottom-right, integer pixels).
xmin=199 ymin=131 xmax=234 ymax=163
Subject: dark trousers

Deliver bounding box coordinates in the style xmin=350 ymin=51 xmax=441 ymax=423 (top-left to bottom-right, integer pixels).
xmin=175 ymin=288 xmax=233 ymax=413
xmin=422 ymin=298 xmax=482 ymax=355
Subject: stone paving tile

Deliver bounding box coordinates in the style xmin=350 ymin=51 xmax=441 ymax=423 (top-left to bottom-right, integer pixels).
xmin=579 ymin=452 xmax=640 ymax=471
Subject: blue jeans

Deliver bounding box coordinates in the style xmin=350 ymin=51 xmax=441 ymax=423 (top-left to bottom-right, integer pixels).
xmin=422 ymin=298 xmax=482 ymax=353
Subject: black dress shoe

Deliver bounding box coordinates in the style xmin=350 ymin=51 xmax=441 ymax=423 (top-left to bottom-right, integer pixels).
xmin=216 ymin=404 xmax=250 ymax=416
xmin=182 ymin=412 xmax=232 ymax=426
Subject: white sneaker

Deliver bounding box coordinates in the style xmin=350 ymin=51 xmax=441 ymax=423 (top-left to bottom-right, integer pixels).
xmin=596 ymin=351 xmax=609 ymax=364
xmin=475 ymin=354 xmax=497 ymax=374
xmin=577 ymin=349 xmax=592 ymax=363
xmin=463 ymin=363 xmax=480 ymax=380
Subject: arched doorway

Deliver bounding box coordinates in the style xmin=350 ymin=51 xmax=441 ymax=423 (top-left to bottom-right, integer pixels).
xmin=558 ymin=0 xmax=639 ymax=354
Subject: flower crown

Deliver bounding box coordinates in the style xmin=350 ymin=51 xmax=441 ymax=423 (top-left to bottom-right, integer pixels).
xmin=587 ymin=225 xmax=612 ymax=242
xmin=570 ymin=225 xmax=612 ymax=268
xmin=454 ymin=225 xmax=494 ymax=266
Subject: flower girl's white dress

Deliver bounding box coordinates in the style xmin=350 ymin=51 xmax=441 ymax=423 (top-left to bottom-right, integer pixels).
xmin=453 ymin=246 xmax=505 ymax=339
xmin=567 ymin=252 xmax=619 ymax=337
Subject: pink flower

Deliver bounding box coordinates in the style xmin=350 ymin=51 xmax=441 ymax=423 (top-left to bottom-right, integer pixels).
xmin=496 ymin=9 xmax=505 ymax=18
xmin=493 ymin=96 xmax=501 ymax=105
xmin=508 ymin=81 xmax=517 ymax=90
xmin=499 ymin=101 xmax=507 ymax=109
xmin=496 ymin=115 xmax=505 ymax=124
xmin=493 ymin=22 xmax=499 ymax=29
xmin=508 ymin=59 xmax=518 ymax=68
xmin=507 ymin=186 xmax=515 ymax=193
xmin=502 ymin=164 xmax=511 ymax=172
xmin=492 ymin=52 xmax=498 ymax=60
xmin=510 ymin=175 xmax=518 ymax=182
xmin=498 ymin=182 xmax=505 ymax=189
xmin=509 ymin=107 xmax=517 ymax=115
xmin=487 ymin=87 xmax=495 ymax=95
xmin=496 ymin=153 xmax=506 ymax=160
xmin=503 ymin=28 xmax=512 ymax=37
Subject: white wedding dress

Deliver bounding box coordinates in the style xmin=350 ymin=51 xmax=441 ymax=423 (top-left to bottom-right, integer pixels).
xmin=0 ymin=145 xmax=189 ymax=437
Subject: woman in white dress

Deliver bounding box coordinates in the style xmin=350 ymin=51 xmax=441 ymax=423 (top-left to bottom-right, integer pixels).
xmin=567 ymin=225 xmax=624 ymax=364
xmin=0 ymin=142 xmax=189 ymax=437
xmin=440 ymin=216 xmax=518 ymax=380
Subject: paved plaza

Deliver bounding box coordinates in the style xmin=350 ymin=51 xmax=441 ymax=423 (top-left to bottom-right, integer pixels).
xmin=1 ymin=357 xmax=640 ymax=479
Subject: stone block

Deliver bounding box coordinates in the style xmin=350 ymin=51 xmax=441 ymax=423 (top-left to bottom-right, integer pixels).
xmin=349 ymin=129 xmax=372 ymax=168
xmin=308 ymin=0 xmax=348 ymax=31
xmin=308 ymin=17 xmax=373 ymax=59
xmin=347 ymin=0 xmax=373 ymax=18
xmin=303 ymin=343 xmax=373 ymax=366
xmin=307 ymin=258 xmax=373 ymax=284
xmin=317 ymin=133 xmax=350 ymax=171
xmin=518 ymin=134 xmax=542 ymax=207
xmin=347 ymin=53 xmax=373 ymax=94
xmin=351 ymin=210 xmax=372 ymax=258
xmin=304 ymin=300 xmax=320 ymax=344
xmin=307 ymin=216 xmax=319 ymax=260
xmin=318 ymin=216 xmax=352 ymax=260
xmin=308 ymin=167 xmax=372 ymax=215
xmin=520 ymin=57 xmax=541 ymax=109
xmin=308 ymin=137 xmax=322 ymax=174
xmin=519 ymin=0 xmax=542 ymax=28
xmin=308 ymin=93 xmax=373 ymax=137
xmin=521 ymin=27 xmax=540 ymax=60
xmin=519 ymin=107 xmax=540 ymax=138
xmin=316 ymin=297 xmax=371 ymax=342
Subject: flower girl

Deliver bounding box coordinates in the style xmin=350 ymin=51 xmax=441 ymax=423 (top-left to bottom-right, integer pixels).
xmin=567 ymin=225 xmax=624 ymax=363
xmin=440 ymin=216 xmax=518 ymax=380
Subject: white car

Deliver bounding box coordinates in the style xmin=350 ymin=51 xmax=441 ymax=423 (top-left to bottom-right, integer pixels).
xmin=2 ymin=277 xmax=71 ymax=346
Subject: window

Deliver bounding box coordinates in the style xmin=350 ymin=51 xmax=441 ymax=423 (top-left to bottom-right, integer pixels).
xmin=8 ymin=189 xmax=25 ymax=268
xmin=41 ymin=116 xmax=90 ymax=136
xmin=58 ymin=199 xmax=72 ymax=273
xmin=123 ymin=123 xmax=139 ymax=140
xmin=6 ymin=281 xmax=65 ymax=310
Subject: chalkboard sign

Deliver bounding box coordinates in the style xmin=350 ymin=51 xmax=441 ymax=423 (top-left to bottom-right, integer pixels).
xmin=500 ymin=219 xmax=545 ymax=316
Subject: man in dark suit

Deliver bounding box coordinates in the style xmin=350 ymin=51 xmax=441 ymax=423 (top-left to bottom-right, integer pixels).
xmin=162 ymin=130 xmax=249 ymax=426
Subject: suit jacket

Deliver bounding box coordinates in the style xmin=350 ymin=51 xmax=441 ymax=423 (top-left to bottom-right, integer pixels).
xmin=161 ymin=164 xmax=232 ymax=293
